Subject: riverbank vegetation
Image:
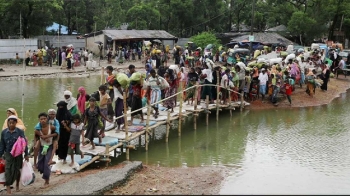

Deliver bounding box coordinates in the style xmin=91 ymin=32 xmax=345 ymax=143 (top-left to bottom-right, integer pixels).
xmin=0 ymin=0 xmax=349 ymax=44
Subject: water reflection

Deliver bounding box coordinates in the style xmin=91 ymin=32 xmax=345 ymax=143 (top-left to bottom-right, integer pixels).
xmin=1 ymin=76 xmax=350 ymax=194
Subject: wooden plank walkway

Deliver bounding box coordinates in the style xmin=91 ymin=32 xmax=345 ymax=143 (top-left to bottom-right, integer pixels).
xmin=78 ymin=100 xmax=250 ymax=171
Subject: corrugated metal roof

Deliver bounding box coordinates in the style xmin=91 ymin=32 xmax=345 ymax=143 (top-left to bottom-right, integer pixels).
xmin=230 ymin=32 xmax=294 ymax=45
xmin=102 ymin=30 xmax=177 ymax=40
xmin=266 ymin=25 xmax=287 ymax=32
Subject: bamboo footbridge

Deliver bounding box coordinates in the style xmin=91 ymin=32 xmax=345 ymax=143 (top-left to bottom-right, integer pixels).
xmin=77 ymin=69 xmax=250 ymax=171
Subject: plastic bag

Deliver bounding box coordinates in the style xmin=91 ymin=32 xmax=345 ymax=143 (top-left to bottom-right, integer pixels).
xmin=21 ymin=161 xmax=35 ymax=186
xmin=0 ymin=158 xmax=5 ymax=184
xmin=11 ymin=137 xmax=26 ymax=158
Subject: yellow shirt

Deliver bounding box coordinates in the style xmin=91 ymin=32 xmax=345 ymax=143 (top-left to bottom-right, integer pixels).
xmin=99 ymin=93 xmax=110 ymax=109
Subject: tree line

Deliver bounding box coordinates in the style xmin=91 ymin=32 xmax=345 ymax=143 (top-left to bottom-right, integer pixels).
xmin=0 ymin=0 xmax=349 ymax=45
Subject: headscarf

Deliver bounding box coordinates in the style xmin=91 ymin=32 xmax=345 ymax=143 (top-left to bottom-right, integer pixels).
xmin=56 ymin=101 xmax=71 ymax=123
xmin=48 ymin=108 xmax=56 ymax=112
xmin=2 ymin=108 xmax=26 ymax=131
xmin=64 ymin=90 xmax=77 ymax=110
xmin=77 ymin=87 xmax=86 ymax=114
xmin=145 ymin=63 xmax=153 ymax=77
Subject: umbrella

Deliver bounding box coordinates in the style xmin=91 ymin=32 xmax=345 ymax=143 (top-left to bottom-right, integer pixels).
xmin=188 ymin=41 xmax=193 ymax=44
xmin=67 ymin=44 xmax=74 ymax=48
xmin=94 ymin=41 xmax=103 ymax=44
xmin=205 ymin=44 xmax=213 ymax=49
xmin=196 ymin=47 xmax=202 ymax=51
xmin=152 ymin=39 xmax=162 ymax=44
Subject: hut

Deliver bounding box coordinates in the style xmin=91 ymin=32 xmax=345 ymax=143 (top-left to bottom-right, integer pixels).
xmin=84 ymin=30 xmax=178 ymax=56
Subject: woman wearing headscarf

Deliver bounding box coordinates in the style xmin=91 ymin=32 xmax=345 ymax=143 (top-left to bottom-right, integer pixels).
xmin=84 ymin=97 xmax=111 ymax=149
xmin=76 ymin=87 xmax=90 ymax=120
xmin=320 ymin=64 xmax=331 ymax=91
xmin=185 ymin=67 xmax=198 ymax=105
xmin=64 ymin=90 xmax=78 ymax=115
xmin=163 ymin=69 xmax=177 ymax=113
xmin=56 ymin=101 xmax=72 ymax=164
xmin=145 ymin=63 xmax=153 ymax=77
xmin=306 ymin=68 xmax=316 ymax=97
xmin=0 ymin=115 xmax=29 ymax=194
xmin=2 ymin=108 xmax=26 ymax=131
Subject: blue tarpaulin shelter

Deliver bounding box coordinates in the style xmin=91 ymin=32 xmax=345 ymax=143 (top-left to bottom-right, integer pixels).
xmin=46 ymin=22 xmax=78 ymax=35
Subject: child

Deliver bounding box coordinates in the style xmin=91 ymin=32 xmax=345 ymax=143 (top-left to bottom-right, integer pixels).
xmin=99 ymin=85 xmax=112 ymax=136
xmin=220 ymin=69 xmax=230 ymax=105
xmin=63 ymin=114 xmax=84 ymax=167
xmin=84 ymin=97 xmax=111 ymax=150
xmin=15 ymin=53 xmax=19 ymax=65
xmin=284 ymin=79 xmax=292 ymax=105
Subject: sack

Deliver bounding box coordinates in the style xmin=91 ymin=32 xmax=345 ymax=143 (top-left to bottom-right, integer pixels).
xmin=158 ymin=76 xmax=169 ymax=90
xmin=21 ymin=161 xmax=35 ymax=186
xmin=10 ymin=137 xmax=26 ymax=158
xmin=130 ymin=72 xmax=146 ymax=82
xmin=0 ymin=158 xmax=5 ymax=184
xmin=116 ymin=73 xmax=130 ymax=88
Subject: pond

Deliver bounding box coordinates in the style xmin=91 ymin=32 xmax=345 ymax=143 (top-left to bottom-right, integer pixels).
xmin=1 ymin=75 xmax=349 ymax=194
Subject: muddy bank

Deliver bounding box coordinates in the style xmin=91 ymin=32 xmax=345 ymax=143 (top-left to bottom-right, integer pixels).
xmin=249 ymin=77 xmax=350 ymax=110
xmin=104 ymin=165 xmax=229 ymax=195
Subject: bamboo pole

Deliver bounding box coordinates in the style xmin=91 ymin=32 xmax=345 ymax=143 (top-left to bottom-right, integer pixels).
xmin=101 ymin=66 xmax=105 ymax=85
xmin=228 ymin=86 xmax=232 ymax=117
xmin=194 ymin=81 xmax=199 ymax=111
xmin=193 ymin=81 xmax=198 ymax=130
xmin=240 ymin=93 xmax=244 ymax=112
xmin=216 ymin=70 xmax=220 ymax=121
xmin=145 ymin=103 xmax=151 ymax=151
xmin=178 ymin=83 xmax=183 ymax=137
xmin=123 ymin=92 xmax=129 ymax=161
xmin=206 ymin=95 xmax=209 ymax=126
xmin=166 ymin=110 xmax=170 ymax=142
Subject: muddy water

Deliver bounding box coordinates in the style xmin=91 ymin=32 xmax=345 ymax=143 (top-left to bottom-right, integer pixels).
xmin=0 ymin=75 xmax=101 ymax=141
xmin=1 ymin=76 xmax=350 ymax=194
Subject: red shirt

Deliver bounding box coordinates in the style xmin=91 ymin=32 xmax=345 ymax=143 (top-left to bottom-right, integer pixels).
xmin=132 ymin=84 xmax=142 ymax=97
xmin=285 ymin=84 xmax=292 ymax=95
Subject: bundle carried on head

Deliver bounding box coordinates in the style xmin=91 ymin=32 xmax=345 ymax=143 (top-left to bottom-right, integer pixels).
xmin=116 ymin=73 xmax=130 ymax=88
xmin=130 ymin=72 xmax=146 ymax=84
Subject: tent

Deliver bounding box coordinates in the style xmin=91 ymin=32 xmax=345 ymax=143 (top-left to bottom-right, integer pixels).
xmin=46 ymin=22 xmax=78 ymax=35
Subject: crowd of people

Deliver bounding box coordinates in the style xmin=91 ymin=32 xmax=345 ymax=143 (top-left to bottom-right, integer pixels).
xmin=3 ymin=39 xmax=348 ymax=194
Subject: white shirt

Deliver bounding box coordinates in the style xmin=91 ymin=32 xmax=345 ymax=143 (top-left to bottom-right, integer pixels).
xmin=113 ymin=86 xmax=124 ymax=101
xmin=84 ymin=51 xmax=88 ymax=57
xmin=300 ymin=62 xmax=306 ymax=73
xmin=202 ymin=68 xmax=212 ymax=83
xmin=221 ymin=74 xmax=229 ymax=88
xmin=339 ymin=60 xmax=345 ymax=69
xmin=88 ymin=53 xmax=93 ymax=61
xmin=258 ymin=72 xmax=268 ymax=86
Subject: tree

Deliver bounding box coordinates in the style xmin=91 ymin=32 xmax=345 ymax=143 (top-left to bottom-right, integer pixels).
xmin=0 ymin=0 xmax=62 ymax=38
xmin=126 ymin=4 xmax=160 ymax=30
xmin=288 ymin=11 xmax=317 ymax=44
xmin=190 ymin=31 xmax=221 ymax=52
